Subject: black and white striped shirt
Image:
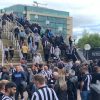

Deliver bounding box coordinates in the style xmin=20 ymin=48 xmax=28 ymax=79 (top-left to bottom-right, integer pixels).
xmin=2 ymin=95 xmax=14 ymax=100
xmin=31 ymin=86 xmax=58 ymax=100
xmin=82 ymin=74 xmax=92 ymax=91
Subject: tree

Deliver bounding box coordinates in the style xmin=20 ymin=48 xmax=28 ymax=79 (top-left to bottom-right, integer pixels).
xmin=77 ymin=33 xmax=100 ymax=49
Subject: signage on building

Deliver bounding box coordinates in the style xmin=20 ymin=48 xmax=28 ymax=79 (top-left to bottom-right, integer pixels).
xmin=88 ymin=48 xmax=100 ymax=60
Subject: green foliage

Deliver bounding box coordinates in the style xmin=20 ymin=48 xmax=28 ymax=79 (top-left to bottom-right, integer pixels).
xmin=77 ymin=33 xmax=100 ymax=49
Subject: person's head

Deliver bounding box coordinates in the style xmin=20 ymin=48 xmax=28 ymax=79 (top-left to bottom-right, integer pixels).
xmin=9 ymin=63 xmax=13 ymax=68
xmin=9 ymin=46 xmax=12 ymax=49
xmin=2 ymin=67 xmax=8 ymax=72
xmin=33 ymin=74 xmax=45 ymax=88
xmin=95 ymin=67 xmax=100 ymax=73
xmin=5 ymin=82 xmax=16 ymax=97
xmin=81 ymin=65 xmax=89 ymax=74
xmin=38 ymin=64 xmax=44 ymax=71
xmin=0 ymin=80 xmax=9 ymax=94
xmin=23 ymin=42 xmax=27 ymax=46
xmin=52 ymin=72 xmax=59 ymax=80
xmin=31 ymin=65 xmax=36 ymax=71
xmin=15 ymin=66 xmax=21 ymax=72
xmin=27 ymin=68 xmax=32 ymax=73
xmin=44 ymin=65 xmax=48 ymax=71
xmin=0 ymin=82 xmax=6 ymax=93
xmin=58 ymin=68 xmax=66 ymax=76
xmin=53 ymin=67 xmax=59 ymax=73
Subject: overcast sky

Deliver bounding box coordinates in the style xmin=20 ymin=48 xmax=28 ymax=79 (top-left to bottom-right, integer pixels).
xmin=0 ymin=0 xmax=100 ymax=37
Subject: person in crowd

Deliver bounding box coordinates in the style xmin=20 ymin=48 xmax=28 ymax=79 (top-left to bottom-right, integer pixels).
xmin=28 ymin=34 xmax=33 ymax=50
xmin=31 ymin=64 xmax=38 ymax=75
xmin=0 ymin=80 xmax=9 ymax=99
xmin=44 ymin=44 xmax=50 ymax=62
xmin=25 ymin=27 xmax=30 ymax=35
xmin=2 ymin=13 xmax=7 ymax=20
xmin=31 ymin=74 xmax=58 ymax=100
xmin=69 ymin=36 xmax=73 ymax=49
xmin=26 ymin=67 xmax=37 ymax=100
xmin=72 ymin=60 xmax=81 ymax=77
xmin=2 ymin=20 xmax=6 ymax=30
xmin=54 ymin=67 xmax=68 ymax=100
xmin=1 ymin=67 xmax=10 ymax=81
xmin=2 ymin=82 xmax=16 ymax=100
xmin=4 ymin=45 xmax=9 ymax=62
xmin=33 ymin=53 xmax=42 ymax=64
xmin=9 ymin=46 xmax=14 ymax=61
xmin=34 ymin=33 xmax=41 ymax=50
xmin=9 ymin=63 xmax=16 ymax=76
xmin=55 ymin=35 xmax=61 ymax=46
xmin=22 ymin=43 xmax=29 ymax=60
xmin=0 ymin=27 xmax=3 ymax=39
xmin=66 ymin=69 xmax=77 ymax=100
xmin=0 ymin=83 xmax=5 ymax=99
xmin=91 ymin=66 xmax=100 ymax=84
xmin=14 ymin=26 xmax=19 ymax=40
xmin=37 ymin=64 xmax=47 ymax=77
xmin=20 ymin=57 xmax=27 ymax=67
xmin=71 ymin=46 xmax=77 ymax=62
xmin=60 ymin=43 xmax=67 ymax=57
xmin=42 ymin=35 xmax=48 ymax=48
xmin=12 ymin=66 xmax=26 ymax=100
xmin=30 ymin=43 xmax=37 ymax=58
xmin=19 ymin=30 xmax=26 ymax=43
xmin=44 ymin=65 xmax=52 ymax=80
xmin=54 ymin=46 xmax=61 ymax=59
xmin=47 ymin=29 xmax=54 ymax=38
xmin=80 ymin=66 xmax=92 ymax=100
xmin=9 ymin=13 xmax=14 ymax=21
xmin=50 ymin=44 xmax=55 ymax=58
xmin=48 ymin=71 xmax=59 ymax=89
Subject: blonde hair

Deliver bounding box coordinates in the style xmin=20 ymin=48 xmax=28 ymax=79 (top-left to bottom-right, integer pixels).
xmin=58 ymin=75 xmax=67 ymax=91
xmin=58 ymin=68 xmax=67 ymax=91
xmin=58 ymin=68 xmax=66 ymax=76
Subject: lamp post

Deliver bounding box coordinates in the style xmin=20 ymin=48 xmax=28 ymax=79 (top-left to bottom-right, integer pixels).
xmin=84 ymin=44 xmax=91 ymax=60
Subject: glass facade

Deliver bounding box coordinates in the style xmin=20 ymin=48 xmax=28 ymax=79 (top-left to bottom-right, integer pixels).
xmin=3 ymin=4 xmax=70 ymax=38
xmin=30 ymin=14 xmax=67 ymax=37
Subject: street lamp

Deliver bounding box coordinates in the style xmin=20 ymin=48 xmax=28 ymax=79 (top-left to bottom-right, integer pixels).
xmin=84 ymin=44 xmax=91 ymax=60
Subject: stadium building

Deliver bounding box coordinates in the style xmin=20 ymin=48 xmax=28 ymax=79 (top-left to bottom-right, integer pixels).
xmin=1 ymin=4 xmax=72 ymax=39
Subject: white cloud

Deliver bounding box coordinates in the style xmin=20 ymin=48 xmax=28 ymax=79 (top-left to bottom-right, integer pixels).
xmin=0 ymin=0 xmax=100 ymax=36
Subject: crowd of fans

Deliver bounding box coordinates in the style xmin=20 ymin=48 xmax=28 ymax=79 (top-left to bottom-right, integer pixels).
xmin=0 ymin=13 xmax=100 ymax=100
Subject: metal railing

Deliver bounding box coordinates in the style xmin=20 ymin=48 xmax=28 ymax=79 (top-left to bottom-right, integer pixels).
xmin=7 ymin=17 xmax=44 ymax=59
xmin=14 ymin=18 xmax=43 ymax=54
xmin=0 ymin=40 xmax=4 ymax=66
xmin=4 ymin=18 xmax=23 ymax=59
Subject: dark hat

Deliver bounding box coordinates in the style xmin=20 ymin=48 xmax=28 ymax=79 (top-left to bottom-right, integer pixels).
xmin=58 ymin=62 xmax=64 ymax=69
xmin=39 ymin=64 xmax=43 ymax=68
